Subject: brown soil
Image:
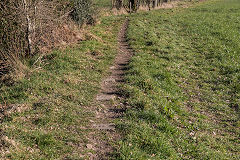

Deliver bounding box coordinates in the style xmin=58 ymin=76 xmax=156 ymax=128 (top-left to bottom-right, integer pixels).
xmin=96 ymin=18 xmax=132 ymax=103
xmin=87 ymin=19 xmax=133 ymax=159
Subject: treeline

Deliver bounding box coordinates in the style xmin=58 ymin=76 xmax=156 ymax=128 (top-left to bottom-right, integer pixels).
xmin=112 ymin=0 xmax=179 ymax=12
xmin=0 ymin=0 xmax=94 ymax=79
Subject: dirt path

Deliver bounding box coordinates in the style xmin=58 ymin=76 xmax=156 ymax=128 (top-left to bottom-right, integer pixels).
xmin=87 ymin=19 xmax=133 ymax=159
xmin=96 ymin=19 xmax=132 ymax=104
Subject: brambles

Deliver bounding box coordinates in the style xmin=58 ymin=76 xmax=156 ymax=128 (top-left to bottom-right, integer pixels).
xmin=0 ymin=1 xmax=28 ymax=78
xmin=0 ymin=0 xmax=94 ymax=80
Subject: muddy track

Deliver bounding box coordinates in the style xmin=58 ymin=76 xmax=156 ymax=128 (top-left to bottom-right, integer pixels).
xmin=90 ymin=18 xmax=133 ymax=159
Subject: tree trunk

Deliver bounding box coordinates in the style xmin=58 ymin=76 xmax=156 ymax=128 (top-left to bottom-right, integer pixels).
xmin=154 ymin=0 xmax=158 ymax=8
xmin=23 ymin=0 xmax=33 ymax=56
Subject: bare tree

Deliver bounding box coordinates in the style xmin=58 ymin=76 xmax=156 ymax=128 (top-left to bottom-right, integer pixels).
xmin=112 ymin=0 xmax=174 ymax=12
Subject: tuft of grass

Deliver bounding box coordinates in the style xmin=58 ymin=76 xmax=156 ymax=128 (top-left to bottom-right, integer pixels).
xmin=117 ymin=0 xmax=240 ymax=159
xmin=94 ymin=0 xmax=112 ymax=8
xmin=0 ymin=15 xmax=125 ymax=159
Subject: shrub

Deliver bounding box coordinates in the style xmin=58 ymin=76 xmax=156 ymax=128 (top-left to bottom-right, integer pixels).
xmin=70 ymin=0 xmax=95 ymax=27
xmin=0 ymin=0 xmax=84 ymax=80
xmin=0 ymin=1 xmax=27 ymax=78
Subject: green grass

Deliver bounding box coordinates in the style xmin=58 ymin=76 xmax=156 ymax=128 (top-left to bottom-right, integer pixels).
xmin=94 ymin=0 xmax=112 ymax=8
xmin=0 ymin=15 xmax=125 ymax=159
xmin=117 ymin=0 xmax=240 ymax=159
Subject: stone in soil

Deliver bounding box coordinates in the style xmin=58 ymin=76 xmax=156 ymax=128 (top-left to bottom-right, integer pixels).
xmin=96 ymin=94 xmax=116 ymax=101
xmin=92 ymin=123 xmax=115 ymax=130
xmin=103 ymin=77 xmax=116 ymax=85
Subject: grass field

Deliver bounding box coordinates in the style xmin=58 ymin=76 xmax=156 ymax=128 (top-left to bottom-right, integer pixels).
xmin=117 ymin=0 xmax=240 ymax=159
xmin=1 ymin=0 xmax=240 ymax=159
xmin=0 ymin=15 xmax=125 ymax=159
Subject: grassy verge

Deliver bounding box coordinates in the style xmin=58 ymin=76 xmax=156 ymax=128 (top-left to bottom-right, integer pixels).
xmin=117 ymin=0 xmax=240 ymax=159
xmin=94 ymin=0 xmax=112 ymax=17
xmin=0 ymin=15 xmax=124 ymax=159
xmin=94 ymin=0 xmax=111 ymax=8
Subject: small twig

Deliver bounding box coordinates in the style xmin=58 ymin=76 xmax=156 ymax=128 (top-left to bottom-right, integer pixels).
xmin=32 ymin=54 xmax=44 ymax=66
xmin=1 ymin=95 xmax=7 ymax=107
xmin=59 ymin=9 xmax=74 ymax=20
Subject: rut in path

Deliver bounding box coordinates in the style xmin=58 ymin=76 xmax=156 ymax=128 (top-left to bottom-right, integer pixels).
xmin=96 ymin=19 xmax=132 ymax=104
xmin=90 ymin=18 xmax=134 ymax=159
